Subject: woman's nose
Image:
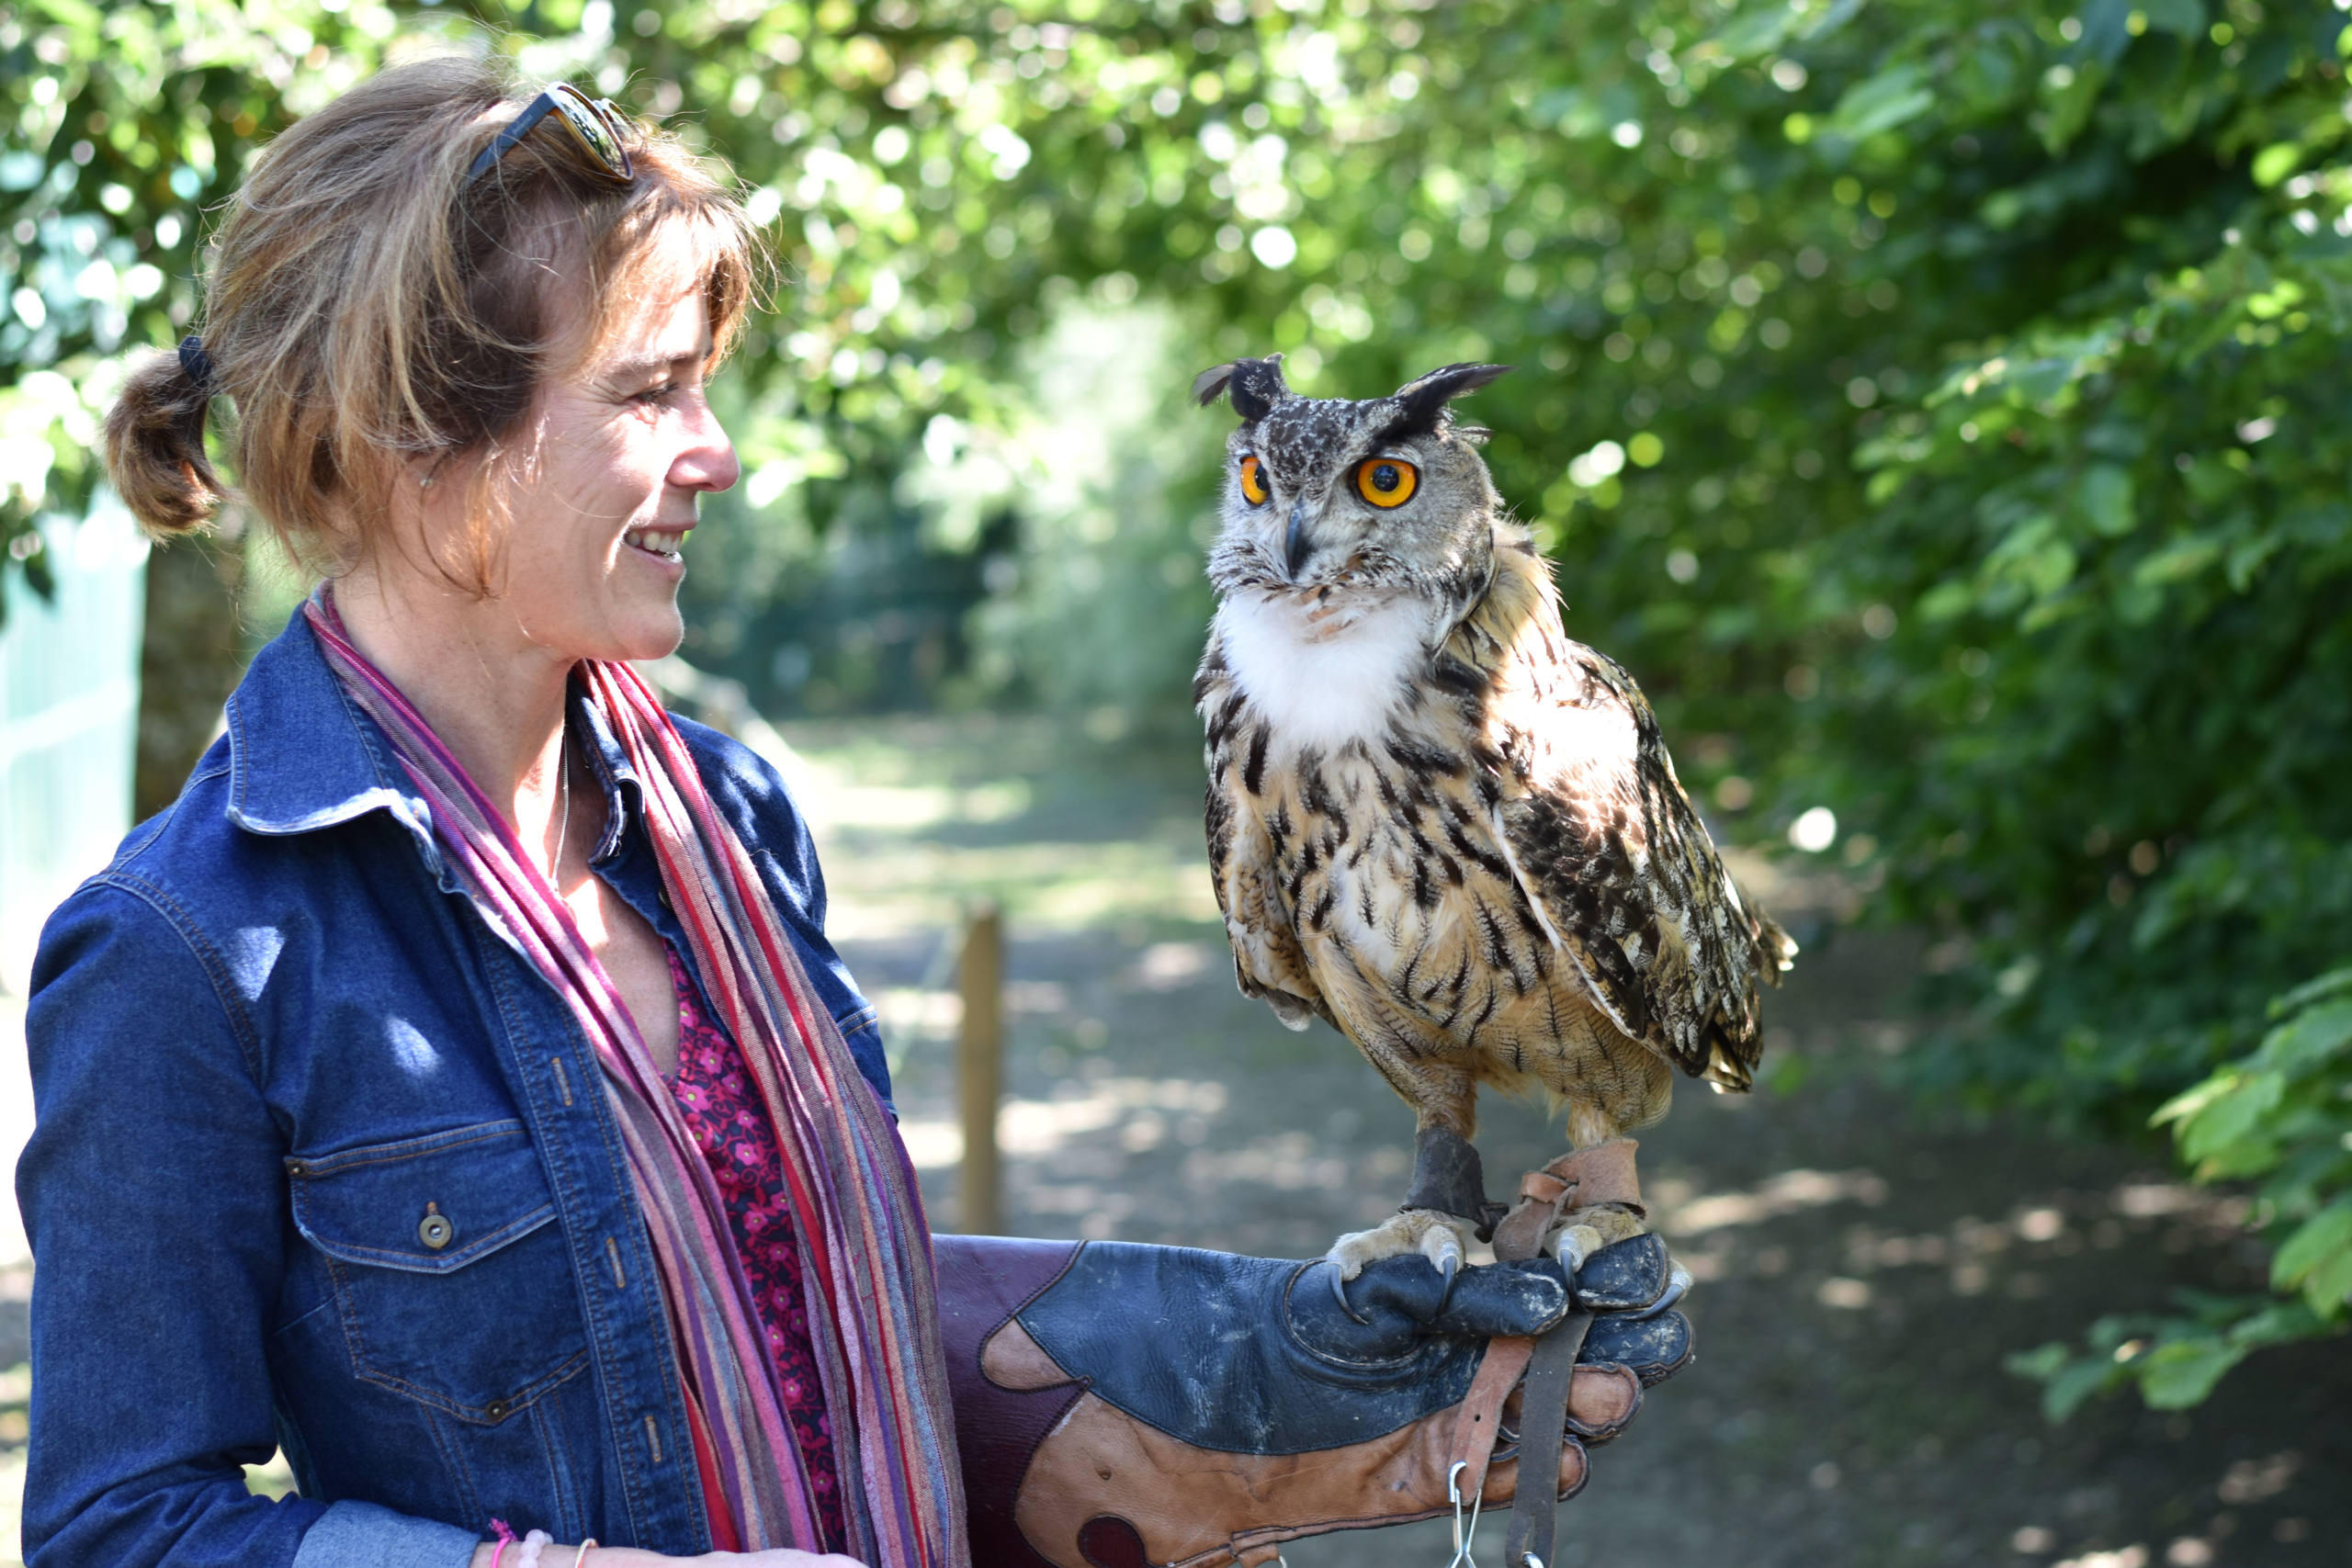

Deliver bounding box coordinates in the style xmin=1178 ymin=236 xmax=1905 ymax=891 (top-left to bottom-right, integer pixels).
xmin=673 ymin=399 xmax=740 ymax=493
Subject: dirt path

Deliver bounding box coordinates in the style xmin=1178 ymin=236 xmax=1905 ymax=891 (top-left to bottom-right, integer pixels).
xmin=798 ymin=717 xmax=2346 ymax=1568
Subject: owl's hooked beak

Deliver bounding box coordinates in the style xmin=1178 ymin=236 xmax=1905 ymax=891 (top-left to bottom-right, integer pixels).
xmin=1283 ymin=502 xmax=1311 ymax=581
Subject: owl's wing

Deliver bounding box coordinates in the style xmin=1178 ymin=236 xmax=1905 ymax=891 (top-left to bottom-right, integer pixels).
xmin=1200 ymin=660 xmax=1332 ymax=1033
xmin=1479 ymin=630 xmax=1793 ymax=1089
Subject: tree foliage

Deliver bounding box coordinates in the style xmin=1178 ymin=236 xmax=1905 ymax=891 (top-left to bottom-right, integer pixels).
xmin=6 ymin=0 xmax=2348 ymax=1399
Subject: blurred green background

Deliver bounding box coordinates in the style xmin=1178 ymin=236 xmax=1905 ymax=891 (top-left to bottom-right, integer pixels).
xmin=3 ymin=0 xmax=2350 ymax=1559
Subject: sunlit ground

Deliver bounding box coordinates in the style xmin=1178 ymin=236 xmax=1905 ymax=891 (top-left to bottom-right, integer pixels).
xmin=0 ymin=712 xmax=2341 ymax=1565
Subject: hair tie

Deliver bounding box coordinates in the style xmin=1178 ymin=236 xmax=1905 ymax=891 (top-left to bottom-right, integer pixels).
xmin=177 ymin=334 xmax=219 ymax=397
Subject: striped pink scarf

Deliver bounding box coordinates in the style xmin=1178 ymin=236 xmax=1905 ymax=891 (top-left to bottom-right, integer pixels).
xmin=306 ymin=593 xmax=965 ymax=1565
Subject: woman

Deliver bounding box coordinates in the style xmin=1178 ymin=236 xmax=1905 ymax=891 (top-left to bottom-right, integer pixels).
xmin=41 ymin=52 xmax=915 ymax=1568
xmin=25 ymin=53 xmax=1681 ymax=1568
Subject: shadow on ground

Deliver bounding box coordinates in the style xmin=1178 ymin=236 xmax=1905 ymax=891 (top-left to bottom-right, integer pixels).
xmin=797 ymin=714 xmax=2347 ymax=1568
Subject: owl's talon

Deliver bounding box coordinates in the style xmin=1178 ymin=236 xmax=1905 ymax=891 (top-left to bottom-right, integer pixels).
xmin=1329 ymin=1264 xmax=1370 ymax=1324
xmin=1422 ymin=1224 xmax=1465 ymax=1280
xmin=1546 ymin=1223 xmax=1606 ymax=1275
xmin=1542 ymin=1196 xmax=1652 ymax=1275
xmin=1623 ymin=1260 xmax=1693 ymax=1321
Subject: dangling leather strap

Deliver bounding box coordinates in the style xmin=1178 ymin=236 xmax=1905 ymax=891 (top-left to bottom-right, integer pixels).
xmin=1444 ymin=1332 xmax=1535 ymax=1506
xmin=1501 ymin=1308 xmax=1594 ymax=1568
xmin=1448 ymin=1144 xmax=1647 ymax=1562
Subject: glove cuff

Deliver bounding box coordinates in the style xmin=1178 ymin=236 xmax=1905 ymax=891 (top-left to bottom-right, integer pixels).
xmin=935 ymin=1234 xmax=1088 ymax=1568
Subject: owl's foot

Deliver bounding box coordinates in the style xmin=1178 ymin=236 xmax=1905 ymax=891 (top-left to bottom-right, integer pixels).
xmin=1326 ymin=1207 xmax=1479 ymax=1290
xmin=1544 ymin=1201 xmax=1649 ymax=1273
xmin=1324 ymin=1124 xmax=1506 ymax=1316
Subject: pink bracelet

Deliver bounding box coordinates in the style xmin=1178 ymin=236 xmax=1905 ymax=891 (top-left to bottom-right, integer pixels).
xmin=571 ymin=1540 xmax=597 ymax=1568
xmin=485 ymin=1521 xmax=553 ymax=1568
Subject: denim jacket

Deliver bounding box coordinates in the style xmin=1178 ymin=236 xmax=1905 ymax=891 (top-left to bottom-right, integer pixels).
xmin=16 ymin=612 xmax=895 ymax=1568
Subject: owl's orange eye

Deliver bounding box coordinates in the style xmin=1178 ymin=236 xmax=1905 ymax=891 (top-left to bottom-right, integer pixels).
xmin=1238 ymin=454 xmax=1271 ymax=506
xmin=1355 ymin=457 xmax=1419 ymax=509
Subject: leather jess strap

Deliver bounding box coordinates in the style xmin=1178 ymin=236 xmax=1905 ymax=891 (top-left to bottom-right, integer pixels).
xmin=1488 ymin=1170 xmax=1574 ymax=1266
xmin=1453 ymin=1142 xmax=1648 ymax=1568
xmin=1442 ymin=1309 xmax=1596 ymax=1568
xmin=1490 ymin=1140 xmax=1648 ymax=1265
xmin=1501 ymin=1309 xmax=1594 ymax=1568
xmin=1444 ymin=1333 xmax=1534 ymax=1506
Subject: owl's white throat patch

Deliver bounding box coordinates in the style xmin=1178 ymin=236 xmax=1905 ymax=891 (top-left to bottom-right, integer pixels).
xmin=1215 ymin=590 xmax=1433 ymax=753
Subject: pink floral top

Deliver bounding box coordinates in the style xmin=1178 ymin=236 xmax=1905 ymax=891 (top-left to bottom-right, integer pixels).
xmin=662 ymin=942 xmax=847 ymax=1552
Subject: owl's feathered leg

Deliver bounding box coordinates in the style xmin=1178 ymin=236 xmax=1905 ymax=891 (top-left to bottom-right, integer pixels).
xmin=1326 ymin=1124 xmax=1510 ymax=1314
xmin=1549 ymin=1111 xmax=1650 ymax=1274
xmin=1400 ymin=1122 xmax=1510 ymax=1236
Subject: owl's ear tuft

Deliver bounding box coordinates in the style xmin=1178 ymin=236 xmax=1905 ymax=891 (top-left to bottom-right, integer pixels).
xmin=1384 ymin=362 xmax=1513 ymax=439
xmin=1193 ymin=355 xmax=1291 ymax=421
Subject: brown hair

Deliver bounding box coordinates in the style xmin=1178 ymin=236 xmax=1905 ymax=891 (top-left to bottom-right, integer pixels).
xmin=103 ymin=54 xmax=758 ymax=584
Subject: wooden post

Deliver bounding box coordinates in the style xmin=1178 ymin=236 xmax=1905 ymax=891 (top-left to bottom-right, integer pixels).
xmin=956 ymin=903 xmax=1004 ymax=1235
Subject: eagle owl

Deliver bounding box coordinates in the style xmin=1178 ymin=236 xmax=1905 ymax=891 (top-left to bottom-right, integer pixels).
xmin=1191 ymin=355 xmax=1794 ymax=1283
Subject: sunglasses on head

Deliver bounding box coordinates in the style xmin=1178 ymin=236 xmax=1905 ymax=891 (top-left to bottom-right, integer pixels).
xmin=466 ymin=83 xmax=635 ymax=187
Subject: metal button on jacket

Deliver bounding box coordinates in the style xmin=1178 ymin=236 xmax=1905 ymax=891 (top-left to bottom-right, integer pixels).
xmin=418 ymin=1203 xmax=454 ymax=1250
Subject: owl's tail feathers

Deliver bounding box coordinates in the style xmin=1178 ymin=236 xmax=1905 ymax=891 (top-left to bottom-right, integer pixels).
xmin=1695 ymin=1011 xmax=1760 ymax=1093
xmin=1754 ymin=905 xmax=1799 ymax=981
xmin=1695 ymin=896 xmax=1795 ymax=1093
xmin=1262 ymin=990 xmax=1318 ymax=1032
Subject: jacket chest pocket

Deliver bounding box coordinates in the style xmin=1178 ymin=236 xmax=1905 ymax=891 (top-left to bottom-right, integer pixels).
xmin=288 ymin=1120 xmax=589 ymax=1424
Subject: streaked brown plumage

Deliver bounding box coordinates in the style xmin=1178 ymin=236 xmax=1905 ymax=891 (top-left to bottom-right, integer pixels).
xmin=1192 ymin=356 xmax=1793 ymax=1273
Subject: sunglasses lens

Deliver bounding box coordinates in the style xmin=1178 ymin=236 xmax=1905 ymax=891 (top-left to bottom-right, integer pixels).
xmin=469 ymin=85 xmax=635 ymax=188
xmin=548 ymin=85 xmax=632 ymax=180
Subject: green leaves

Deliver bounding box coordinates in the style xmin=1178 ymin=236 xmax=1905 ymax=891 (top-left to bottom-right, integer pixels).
xmin=2076 ymin=464 xmax=2136 ymax=538
xmin=2251 ymin=141 xmax=2303 ymax=186
xmin=2138 ymin=0 xmax=2210 ymax=40
xmin=2272 ymin=1200 xmax=2352 ymax=1313
xmin=1759 ymin=0 xmax=2352 ymax=1413
xmin=2020 ymin=965 xmax=2352 ymax=1411
xmin=1827 ymin=62 xmax=1934 ymax=141
xmin=2166 ymin=973 xmax=2352 ymax=1316
xmin=0 ymin=0 xmax=424 ymax=615
xmin=2011 ymin=1292 xmax=2337 ymax=1420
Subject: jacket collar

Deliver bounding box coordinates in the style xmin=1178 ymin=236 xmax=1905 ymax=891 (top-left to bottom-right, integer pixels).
xmin=224 ymin=605 xmax=644 ymax=853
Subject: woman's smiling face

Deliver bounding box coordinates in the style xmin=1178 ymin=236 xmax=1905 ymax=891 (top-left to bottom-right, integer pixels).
xmin=496 ymin=248 xmax=740 ymax=665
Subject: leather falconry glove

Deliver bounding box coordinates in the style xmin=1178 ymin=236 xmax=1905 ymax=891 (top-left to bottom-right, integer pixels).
xmin=933 ymin=1231 xmax=1692 ymax=1568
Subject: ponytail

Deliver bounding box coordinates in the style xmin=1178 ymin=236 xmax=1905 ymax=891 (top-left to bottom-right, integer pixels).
xmin=102 ymin=338 xmax=225 ymax=538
